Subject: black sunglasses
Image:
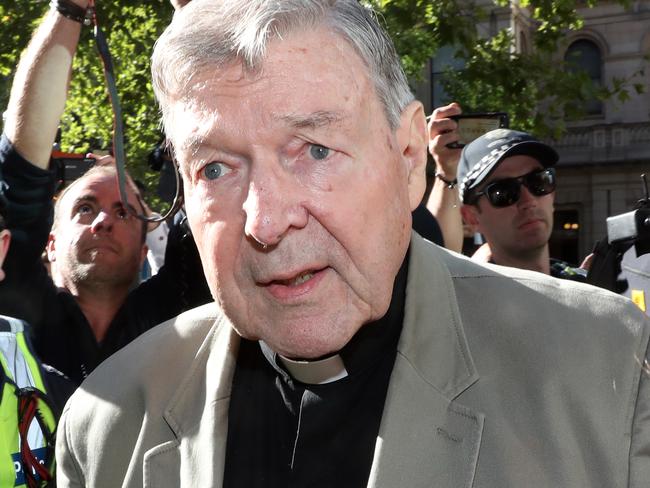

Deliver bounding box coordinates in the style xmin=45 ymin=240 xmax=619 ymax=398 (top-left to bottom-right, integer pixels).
xmin=470 ymin=168 xmax=556 ymax=208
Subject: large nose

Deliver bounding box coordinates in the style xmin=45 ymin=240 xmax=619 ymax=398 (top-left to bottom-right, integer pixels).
xmin=243 ymin=163 xmax=309 ymax=248
xmin=90 ymin=210 xmax=114 ymax=234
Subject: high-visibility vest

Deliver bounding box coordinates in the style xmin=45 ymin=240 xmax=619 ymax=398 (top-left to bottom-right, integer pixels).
xmin=0 ymin=316 xmax=56 ymax=487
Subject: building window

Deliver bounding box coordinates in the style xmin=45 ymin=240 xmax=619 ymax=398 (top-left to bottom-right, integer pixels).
xmin=430 ymin=45 xmax=465 ymax=109
xmin=564 ymin=39 xmax=603 ymax=116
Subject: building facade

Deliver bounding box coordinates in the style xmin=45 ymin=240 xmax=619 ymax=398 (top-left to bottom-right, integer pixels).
xmin=552 ymin=1 xmax=650 ymax=263
xmin=417 ymin=0 xmax=650 ymax=264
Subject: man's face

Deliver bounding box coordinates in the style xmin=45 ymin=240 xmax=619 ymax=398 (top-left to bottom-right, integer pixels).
xmin=170 ymin=27 xmax=426 ymax=359
xmin=463 ymin=155 xmax=555 ymax=261
xmin=48 ymin=173 xmax=147 ymax=290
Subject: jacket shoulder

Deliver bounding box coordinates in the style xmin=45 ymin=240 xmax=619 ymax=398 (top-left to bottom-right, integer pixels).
xmin=61 ymin=302 xmax=226 ymax=431
xmin=56 ymin=303 xmax=230 ymax=486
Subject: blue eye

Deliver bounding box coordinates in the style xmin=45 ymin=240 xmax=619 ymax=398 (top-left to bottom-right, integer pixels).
xmin=309 ymin=144 xmax=330 ymax=160
xmin=203 ymin=162 xmax=227 ymax=180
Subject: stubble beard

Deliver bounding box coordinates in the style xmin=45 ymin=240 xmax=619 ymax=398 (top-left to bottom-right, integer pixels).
xmin=63 ymin=251 xmax=141 ymax=293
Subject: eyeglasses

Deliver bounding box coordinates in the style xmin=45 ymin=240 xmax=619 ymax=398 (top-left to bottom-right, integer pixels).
xmin=470 ymin=168 xmax=556 ymax=208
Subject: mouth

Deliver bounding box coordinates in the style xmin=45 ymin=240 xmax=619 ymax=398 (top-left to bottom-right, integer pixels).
xmin=518 ymin=218 xmax=544 ymax=230
xmin=261 ymin=267 xmax=329 ymax=300
xmin=85 ymin=242 xmax=119 ymax=255
xmin=273 ymin=270 xmax=317 ymax=287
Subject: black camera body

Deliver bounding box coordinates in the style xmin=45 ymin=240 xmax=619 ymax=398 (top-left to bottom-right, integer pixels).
xmin=51 ymin=152 xmax=96 ymax=185
xmin=607 ymin=175 xmax=650 ymax=256
xmin=587 ymin=175 xmax=650 ymax=300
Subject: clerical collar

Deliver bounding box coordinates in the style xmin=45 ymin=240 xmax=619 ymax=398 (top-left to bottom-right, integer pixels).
xmin=278 ymin=354 xmax=348 ymax=385
xmin=260 ymin=251 xmax=409 ymax=386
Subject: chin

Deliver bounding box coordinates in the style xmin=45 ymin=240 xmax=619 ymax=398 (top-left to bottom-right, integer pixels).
xmin=273 ymin=326 xmax=356 ymax=360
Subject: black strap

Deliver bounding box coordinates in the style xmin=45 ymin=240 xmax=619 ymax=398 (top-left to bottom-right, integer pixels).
xmin=434 ymin=171 xmax=458 ymax=189
xmin=50 ymin=0 xmax=90 ymax=25
xmin=90 ymin=12 xmax=184 ymax=225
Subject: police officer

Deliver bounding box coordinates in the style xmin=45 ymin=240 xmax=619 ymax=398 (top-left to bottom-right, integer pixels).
xmin=0 ymin=196 xmax=73 ymax=487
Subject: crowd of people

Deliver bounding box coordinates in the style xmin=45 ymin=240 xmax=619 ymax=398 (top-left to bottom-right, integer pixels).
xmin=1 ymin=0 xmax=649 ymax=486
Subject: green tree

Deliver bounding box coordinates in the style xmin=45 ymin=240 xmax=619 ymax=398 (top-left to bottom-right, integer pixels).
xmin=0 ymin=1 xmax=174 ymax=207
xmin=1 ymin=0 xmax=646 ymax=191
xmin=368 ymin=0 xmax=646 ymax=138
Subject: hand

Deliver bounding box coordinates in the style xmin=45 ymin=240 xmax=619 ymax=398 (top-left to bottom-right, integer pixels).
xmin=171 ymin=0 xmax=191 ymax=10
xmin=428 ymin=102 xmax=462 ymax=181
xmin=580 ymin=253 xmax=594 ymax=271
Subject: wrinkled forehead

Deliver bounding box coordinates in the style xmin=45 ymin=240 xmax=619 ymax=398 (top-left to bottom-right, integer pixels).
xmin=58 ymin=172 xmax=140 ymax=214
xmin=165 ymin=28 xmax=377 ymax=154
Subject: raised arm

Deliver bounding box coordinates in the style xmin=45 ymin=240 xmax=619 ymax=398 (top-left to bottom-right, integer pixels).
xmin=4 ymin=0 xmax=89 ymax=169
xmin=425 ymin=102 xmax=464 ymax=253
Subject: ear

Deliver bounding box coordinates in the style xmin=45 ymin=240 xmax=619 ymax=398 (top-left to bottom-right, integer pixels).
xmin=46 ymin=233 xmax=57 ymax=262
xmin=395 ymin=101 xmax=428 ymax=211
xmin=460 ymin=204 xmax=480 ymax=228
xmin=0 ymin=230 xmax=11 ymax=282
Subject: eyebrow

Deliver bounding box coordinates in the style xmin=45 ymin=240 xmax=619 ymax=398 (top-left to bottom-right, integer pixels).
xmin=70 ymin=194 xmax=99 ymax=210
xmin=180 ymin=134 xmax=207 ymax=155
xmin=70 ymin=195 xmax=138 ymax=215
xmin=278 ymin=110 xmax=344 ymax=130
xmin=178 ymin=110 xmax=345 ymax=156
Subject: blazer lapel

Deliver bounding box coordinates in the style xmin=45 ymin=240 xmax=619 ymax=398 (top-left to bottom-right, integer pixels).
xmin=143 ymin=316 xmax=240 ymax=488
xmin=368 ymin=235 xmax=483 ymax=488
xmin=143 ymin=235 xmax=481 ymax=487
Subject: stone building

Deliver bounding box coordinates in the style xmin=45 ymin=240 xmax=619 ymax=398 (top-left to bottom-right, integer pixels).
xmin=416 ymin=0 xmax=650 ymax=264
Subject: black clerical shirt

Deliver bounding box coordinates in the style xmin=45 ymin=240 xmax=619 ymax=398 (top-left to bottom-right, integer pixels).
xmin=223 ymin=257 xmax=408 ymax=487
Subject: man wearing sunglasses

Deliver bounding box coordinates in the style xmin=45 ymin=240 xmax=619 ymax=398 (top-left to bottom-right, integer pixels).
xmin=458 ymin=128 xmax=585 ymax=279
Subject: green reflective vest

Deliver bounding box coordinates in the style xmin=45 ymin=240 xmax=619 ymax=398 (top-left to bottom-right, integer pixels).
xmin=0 ymin=316 xmax=55 ymax=487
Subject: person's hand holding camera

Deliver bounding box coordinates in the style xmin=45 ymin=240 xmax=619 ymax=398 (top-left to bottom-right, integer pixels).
xmin=428 ymin=102 xmax=463 ymax=184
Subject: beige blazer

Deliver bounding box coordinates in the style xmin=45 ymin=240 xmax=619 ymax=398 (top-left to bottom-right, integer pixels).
xmin=57 ymin=233 xmax=650 ymax=487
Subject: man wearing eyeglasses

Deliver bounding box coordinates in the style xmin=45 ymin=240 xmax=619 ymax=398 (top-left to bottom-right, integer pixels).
xmin=458 ymin=128 xmax=585 ymax=279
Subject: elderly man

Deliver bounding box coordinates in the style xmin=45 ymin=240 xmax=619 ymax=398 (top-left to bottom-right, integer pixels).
xmin=0 ymin=0 xmax=209 ymax=384
xmin=58 ymin=1 xmax=650 ymax=487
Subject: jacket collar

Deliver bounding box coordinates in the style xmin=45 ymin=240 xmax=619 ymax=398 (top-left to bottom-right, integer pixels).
xmin=367 ymin=233 xmax=482 ymax=487
xmin=144 ymin=313 xmax=240 ymax=487
xmin=399 ymin=232 xmax=479 ymax=399
xmin=146 ymin=233 xmax=481 ymax=487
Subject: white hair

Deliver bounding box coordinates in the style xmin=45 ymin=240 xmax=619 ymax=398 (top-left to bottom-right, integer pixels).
xmin=151 ymin=0 xmax=414 ymax=132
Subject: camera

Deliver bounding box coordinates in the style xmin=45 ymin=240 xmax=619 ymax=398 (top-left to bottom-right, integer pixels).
xmin=447 ymin=112 xmax=509 ymax=149
xmin=607 ymin=175 xmax=650 ymax=256
xmin=51 ymin=151 xmax=96 ymax=185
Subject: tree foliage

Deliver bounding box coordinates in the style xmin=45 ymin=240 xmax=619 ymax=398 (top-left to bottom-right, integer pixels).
xmin=1 ymin=0 xmax=646 ymax=202
xmin=368 ymin=0 xmax=646 ymax=138
xmin=0 ymin=1 xmax=174 ymax=207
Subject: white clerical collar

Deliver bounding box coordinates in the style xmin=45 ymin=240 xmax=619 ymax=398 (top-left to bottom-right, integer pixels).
xmin=278 ymin=354 xmax=348 ymax=385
